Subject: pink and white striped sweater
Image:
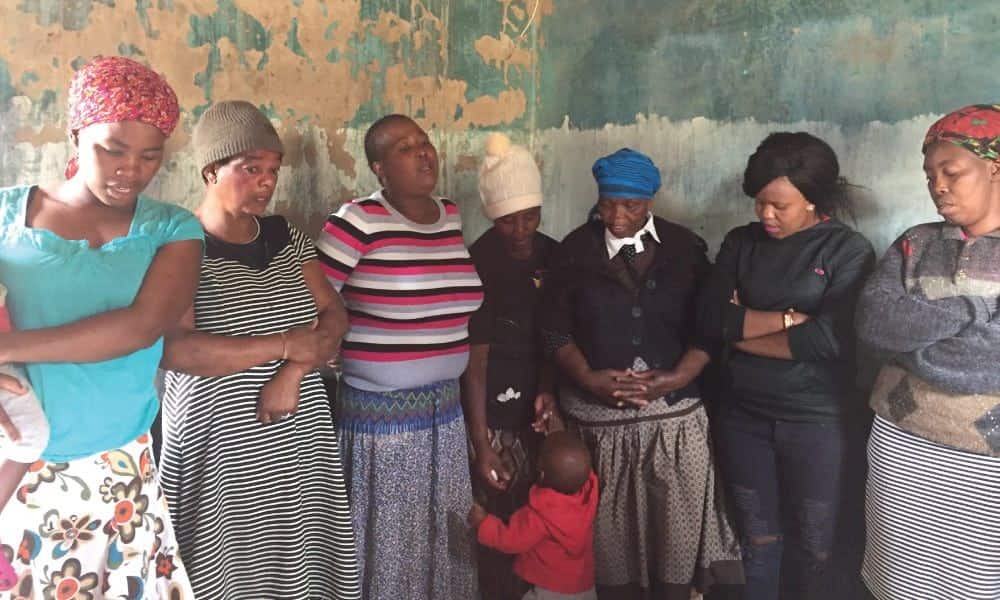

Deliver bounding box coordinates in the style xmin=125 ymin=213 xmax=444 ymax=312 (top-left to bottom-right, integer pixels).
xmin=316 ymin=190 xmax=483 ymax=391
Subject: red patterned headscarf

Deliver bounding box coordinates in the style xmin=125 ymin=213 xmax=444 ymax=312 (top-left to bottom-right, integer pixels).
xmin=65 ymin=56 xmax=180 ymax=178
xmin=923 ymin=104 xmax=1000 ymax=162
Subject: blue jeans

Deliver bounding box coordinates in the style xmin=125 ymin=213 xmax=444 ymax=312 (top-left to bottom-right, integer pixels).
xmin=716 ymin=406 xmax=853 ymax=600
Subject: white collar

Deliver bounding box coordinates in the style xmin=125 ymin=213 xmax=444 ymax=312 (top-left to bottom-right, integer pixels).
xmin=605 ymin=215 xmax=660 ymax=259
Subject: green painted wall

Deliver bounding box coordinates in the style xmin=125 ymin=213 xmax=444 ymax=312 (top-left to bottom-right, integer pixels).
xmin=539 ymin=1 xmax=1000 ymax=127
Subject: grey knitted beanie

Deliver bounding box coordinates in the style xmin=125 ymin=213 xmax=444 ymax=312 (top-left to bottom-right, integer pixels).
xmin=192 ymin=100 xmax=284 ymax=173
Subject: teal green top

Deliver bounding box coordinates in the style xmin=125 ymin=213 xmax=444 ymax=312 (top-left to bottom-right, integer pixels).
xmin=0 ymin=185 xmax=203 ymax=461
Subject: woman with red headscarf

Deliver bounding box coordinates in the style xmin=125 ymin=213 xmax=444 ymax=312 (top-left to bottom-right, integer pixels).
xmin=0 ymin=56 xmax=200 ymax=599
xmin=856 ymin=104 xmax=1000 ymax=599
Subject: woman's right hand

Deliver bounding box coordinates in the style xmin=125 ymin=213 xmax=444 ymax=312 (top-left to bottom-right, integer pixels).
xmin=257 ymin=365 xmax=304 ymax=424
xmin=281 ymin=324 xmax=335 ymax=367
xmin=473 ymin=441 xmax=511 ymax=492
xmin=583 ymin=369 xmax=649 ymax=408
xmin=0 ymin=374 xmax=27 ymax=441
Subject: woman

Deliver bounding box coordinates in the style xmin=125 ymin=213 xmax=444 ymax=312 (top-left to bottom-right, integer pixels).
xmin=542 ymin=148 xmax=743 ymax=600
xmin=856 ymin=104 xmax=1000 ymax=600
xmin=0 ymin=56 xmax=199 ymax=599
xmin=159 ymin=100 xmax=361 ymax=599
xmin=462 ymin=132 xmax=562 ymax=599
xmin=315 ymin=114 xmax=483 ymax=599
xmin=699 ymin=132 xmax=875 ymax=600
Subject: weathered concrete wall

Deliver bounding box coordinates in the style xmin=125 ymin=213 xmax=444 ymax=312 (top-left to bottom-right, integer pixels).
xmin=535 ymin=0 xmax=1000 ymax=254
xmin=0 ymin=0 xmax=548 ymax=236
xmin=0 ymin=1 xmax=997 ymax=255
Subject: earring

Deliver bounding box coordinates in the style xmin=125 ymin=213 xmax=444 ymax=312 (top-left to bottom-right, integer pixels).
xmin=115 ymin=168 xmax=123 ymax=176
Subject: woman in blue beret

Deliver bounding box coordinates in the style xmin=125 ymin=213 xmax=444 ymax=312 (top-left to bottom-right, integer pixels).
xmin=542 ymin=149 xmax=743 ymax=599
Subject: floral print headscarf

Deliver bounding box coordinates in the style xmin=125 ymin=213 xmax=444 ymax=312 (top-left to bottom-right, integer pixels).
xmin=923 ymin=104 xmax=1000 ymax=162
xmin=64 ymin=56 xmax=180 ymax=178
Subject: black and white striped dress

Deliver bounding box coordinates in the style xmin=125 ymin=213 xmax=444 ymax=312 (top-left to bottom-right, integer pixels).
xmin=864 ymin=415 xmax=1000 ymax=600
xmin=160 ymin=216 xmax=361 ymax=599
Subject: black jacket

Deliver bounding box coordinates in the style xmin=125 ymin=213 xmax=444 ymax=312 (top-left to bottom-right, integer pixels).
xmin=698 ymin=220 xmax=875 ymax=421
xmin=543 ymin=217 xmax=710 ymax=404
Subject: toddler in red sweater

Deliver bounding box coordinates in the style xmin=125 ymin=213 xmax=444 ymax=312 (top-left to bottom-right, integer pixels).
xmin=469 ymin=431 xmax=599 ymax=600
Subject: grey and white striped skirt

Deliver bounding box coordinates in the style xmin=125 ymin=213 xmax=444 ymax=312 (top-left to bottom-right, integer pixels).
xmin=864 ymin=415 xmax=1000 ymax=600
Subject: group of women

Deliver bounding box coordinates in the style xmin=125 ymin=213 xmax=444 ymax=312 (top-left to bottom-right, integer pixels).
xmin=0 ymin=54 xmax=997 ymax=600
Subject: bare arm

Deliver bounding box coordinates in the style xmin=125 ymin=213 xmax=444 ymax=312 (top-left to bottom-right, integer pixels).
xmin=742 ymin=308 xmax=801 ymax=340
xmin=299 ymin=259 xmax=349 ymax=367
xmin=162 ymin=260 xmax=348 ymax=377
xmin=0 ymin=239 xmax=202 ymax=364
xmin=161 ymin=305 xmax=285 ymax=376
xmin=460 ymin=344 xmax=511 ymax=489
xmin=460 ymin=344 xmax=491 ymax=450
xmin=531 ymin=360 xmax=564 ymax=433
xmin=255 ymin=260 xmax=351 ymax=423
xmin=732 ymin=331 xmax=794 ymax=360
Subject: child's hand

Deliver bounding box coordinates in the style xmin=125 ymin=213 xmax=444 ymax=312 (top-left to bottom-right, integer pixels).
xmin=0 ymin=374 xmax=27 ymax=442
xmin=467 ymin=503 xmax=488 ymax=529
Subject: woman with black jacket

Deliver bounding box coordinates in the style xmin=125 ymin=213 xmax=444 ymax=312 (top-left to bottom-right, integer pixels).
xmin=698 ymin=132 xmax=875 ymax=600
xmin=543 ymin=148 xmax=743 ymax=599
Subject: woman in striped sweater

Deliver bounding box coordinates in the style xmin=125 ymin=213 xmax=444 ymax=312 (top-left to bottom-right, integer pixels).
xmin=160 ymin=101 xmax=361 ymax=599
xmin=316 ymin=114 xmax=483 ymax=600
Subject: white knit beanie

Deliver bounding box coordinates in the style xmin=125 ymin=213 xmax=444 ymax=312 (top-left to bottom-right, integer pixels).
xmin=478 ymin=133 xmax=543 ymax=220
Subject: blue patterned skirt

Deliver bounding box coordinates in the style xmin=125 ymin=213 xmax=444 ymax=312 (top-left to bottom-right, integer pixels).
xmin=337 ymin=379 xmax=478 ymax=600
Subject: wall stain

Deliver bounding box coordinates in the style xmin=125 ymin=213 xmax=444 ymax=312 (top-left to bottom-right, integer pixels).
xmin=0 ymin=0 xmax=545 ymax=232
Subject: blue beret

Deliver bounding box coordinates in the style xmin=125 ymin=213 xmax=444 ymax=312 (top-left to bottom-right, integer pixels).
xmin=591 ymin=148 xmax=662 ymax=199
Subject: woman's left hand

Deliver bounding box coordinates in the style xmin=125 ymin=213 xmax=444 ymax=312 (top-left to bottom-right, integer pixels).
xmin=257 ymin=365 xmax=304 ymax=424
xmin=531 ymin=393 xmax=565 ymax=434
xmin=628 ymin=369 xmax=695 ymax=401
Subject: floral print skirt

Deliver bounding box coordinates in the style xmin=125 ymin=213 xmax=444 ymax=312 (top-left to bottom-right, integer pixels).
xmin=0 ymin=435 xmax=192 ymax=600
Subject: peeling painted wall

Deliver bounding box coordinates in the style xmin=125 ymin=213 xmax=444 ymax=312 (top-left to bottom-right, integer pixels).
xmin=0 ymin=0 xmax=549 ymax=237
xmin=0 ymin=1 xmax=997 ymax=255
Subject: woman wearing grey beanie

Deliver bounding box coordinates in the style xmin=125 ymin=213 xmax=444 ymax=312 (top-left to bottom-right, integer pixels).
xmin=159 ymin=100 xmax=361 ymax=599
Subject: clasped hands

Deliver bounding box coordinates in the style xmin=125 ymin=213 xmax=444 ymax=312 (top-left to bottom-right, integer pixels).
xmin=257 ymin=319 xmax=338 ymax=425
xmin=582 ymin=367 xmax=694 ymax=409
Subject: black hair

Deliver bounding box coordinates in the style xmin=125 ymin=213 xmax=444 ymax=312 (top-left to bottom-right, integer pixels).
xmin=538 ymin=431 xmax=592 ymax=495
xmin=363 ymin=114 xmax=416 ymax=165
xmin=743 ymin=131 xmax=855 ymax=219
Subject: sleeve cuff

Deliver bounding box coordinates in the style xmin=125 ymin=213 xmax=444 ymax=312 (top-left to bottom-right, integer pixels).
xmin=722 ymin=303 xmax=747 ymax=342
xmin=785 ymin=322 xmax=811 ymax=361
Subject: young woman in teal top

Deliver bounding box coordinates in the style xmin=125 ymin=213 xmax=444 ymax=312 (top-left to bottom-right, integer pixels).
xmin=0 ymin=57 xmax=200 ymax=599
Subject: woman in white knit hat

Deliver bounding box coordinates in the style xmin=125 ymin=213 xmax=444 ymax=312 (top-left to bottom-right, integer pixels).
xmin=461 ymin=132 xmax=565 ymax=600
